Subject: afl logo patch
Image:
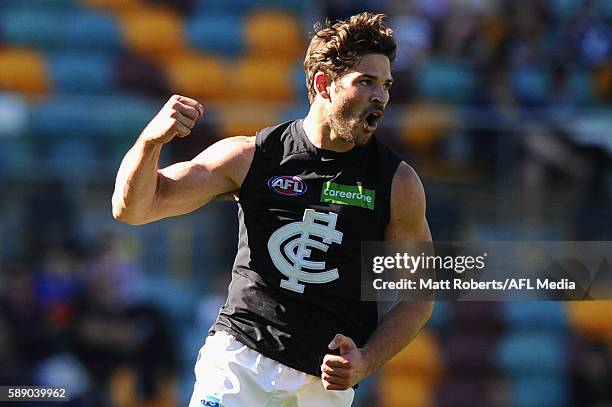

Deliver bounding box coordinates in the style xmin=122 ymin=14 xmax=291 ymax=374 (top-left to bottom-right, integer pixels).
xmin=268 ymin=175 xmax=307 ymax=196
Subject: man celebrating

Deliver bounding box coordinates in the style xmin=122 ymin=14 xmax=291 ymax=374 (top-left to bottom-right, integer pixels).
xmin=112 ymin=12 xmax=432 ymax=407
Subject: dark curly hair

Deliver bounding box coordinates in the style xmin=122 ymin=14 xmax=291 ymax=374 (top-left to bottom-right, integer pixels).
xmin=304 ymin=12 xmax=396 ymax=103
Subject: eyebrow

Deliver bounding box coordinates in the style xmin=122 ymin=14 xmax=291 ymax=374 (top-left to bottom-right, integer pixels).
xmin=358 ymin=74 xmax=394 ymax=84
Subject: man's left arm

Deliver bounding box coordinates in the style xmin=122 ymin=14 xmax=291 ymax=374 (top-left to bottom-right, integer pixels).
xmin=321 ymin=162 xmax=433 ymax=390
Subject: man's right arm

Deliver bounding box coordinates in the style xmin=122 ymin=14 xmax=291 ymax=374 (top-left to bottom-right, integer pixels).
xmin=112 ymin=95 xmax=254 ymax=225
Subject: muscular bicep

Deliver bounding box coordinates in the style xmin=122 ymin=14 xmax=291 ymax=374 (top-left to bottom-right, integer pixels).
xmin=153 ymin=136 xmax=254 ymax=221
xmin=384 ymin=162 xmax=432 ymax=242
xmin=155 ymin=162 xmax=235 ymax=219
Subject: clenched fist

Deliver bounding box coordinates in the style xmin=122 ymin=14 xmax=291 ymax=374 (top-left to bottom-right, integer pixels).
xmin=140 ymin=95 xmax=204 ymax=145
xmin=321 ymin=334 xmax=372 ymax=391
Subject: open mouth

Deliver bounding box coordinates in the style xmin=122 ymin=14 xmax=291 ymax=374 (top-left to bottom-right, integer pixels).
xmin=364 ymin=110 xmax=383 ymax=131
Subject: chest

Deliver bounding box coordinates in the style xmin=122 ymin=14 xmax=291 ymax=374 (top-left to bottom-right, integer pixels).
xmin=239 ymin=153 xmax=387 ymax=240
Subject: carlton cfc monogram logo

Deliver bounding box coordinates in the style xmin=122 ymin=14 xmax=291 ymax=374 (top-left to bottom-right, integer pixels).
xmin=267 ymin=209 xmax=343 ymax=293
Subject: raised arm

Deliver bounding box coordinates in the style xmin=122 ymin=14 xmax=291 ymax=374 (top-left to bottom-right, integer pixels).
xmin=321 ymin=162 xmax=433 ymax=390
xmin=112 ymin=95 xmax=254 ymax=225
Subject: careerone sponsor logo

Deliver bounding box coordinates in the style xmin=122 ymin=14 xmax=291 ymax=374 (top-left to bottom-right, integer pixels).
xmin=320 ymin=181 xmax=375 ymax=210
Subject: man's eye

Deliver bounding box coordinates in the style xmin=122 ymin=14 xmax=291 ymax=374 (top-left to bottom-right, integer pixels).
xmin=360 ymin=80 xmax=371 ymax=86
xmin=383 ymin=83 xmax=392 ymax=90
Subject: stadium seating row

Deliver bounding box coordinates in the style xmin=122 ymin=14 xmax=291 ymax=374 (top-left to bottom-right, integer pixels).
xmin=6 ymin=88 xmax=611 ymax=175
xmin=0 ymin=7 xmax=305 ymax=58
xmin=0 ymin=92 xmax=305 ymax=178
xmin=412 ymin=59 xmax=599 ymax=105
xmin=377 ymin=301 xmax=612 ymax=407
xmin=0 ymin=0 xmax=311 ymax=14
xmin=549 ymin=0 xmax=612 ymax=19
xmin=379 ymin=302 xmax=584 ymax=407
xmin=0 ymin=92 xmax=474 ymax=141
xmin=2 ymin=46 xmax=603 ymax=111
xmin=0 ymin=94 xmax=300 ymax=140
xmin=2 ymin=0 xmax=609 ymax=19
xmin=0 ymin=47 xmax=306 ymax=101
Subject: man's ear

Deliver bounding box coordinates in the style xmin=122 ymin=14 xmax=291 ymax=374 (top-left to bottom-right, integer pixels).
xmin=314 ymin=72 xmax=331 ymax=100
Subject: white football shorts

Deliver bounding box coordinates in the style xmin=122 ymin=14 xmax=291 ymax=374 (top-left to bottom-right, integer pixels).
xmin=188 ymin=331 xmax=354 ymax=407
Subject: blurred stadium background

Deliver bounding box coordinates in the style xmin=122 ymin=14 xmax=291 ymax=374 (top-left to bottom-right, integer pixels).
xmin=0 ymin=0 xmax=611 ymax=406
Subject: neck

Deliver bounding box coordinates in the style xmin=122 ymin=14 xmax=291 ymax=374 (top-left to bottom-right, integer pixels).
xmin=303 ymin=102 xmax=355 ymax=153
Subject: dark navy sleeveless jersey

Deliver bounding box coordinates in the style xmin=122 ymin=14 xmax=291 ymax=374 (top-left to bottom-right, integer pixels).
xmin=211 ymin=119 xmax=402 ymax=376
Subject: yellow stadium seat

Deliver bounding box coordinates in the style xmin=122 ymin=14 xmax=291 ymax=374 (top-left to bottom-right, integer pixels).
xmin=231 ymin=57 xmax=294 ymax=102
xmin=163 ymin=52 xmax=225 ymax=100
xmin=244 ymin=10 xmax=304 ymax=59
xmin=118 ymin=8 xmax=185 ymax=59
xmin=566 ymin=301 xmax=612 ymax=346
xmin=108 ymin=365 xmax=177 ymax=407
xmin=0 ymin=48 xmax=50 ymax=95
xmin=216 ymin=102 xmax=280 ymax=138
xmin=398 ymin=101 xmax=459 ymax=151
xmin=79 ymin=0 xmax=142 ymax=12
xmin=396 ymin=101 xmax=482 ymax=181
xmin=378 ymin=330 xmax=443 ymax=407
xmin=108 ymin=366 xmax=138 ymax=407
xmin=595 ymin=63 xmax=612 ymax=102
xmin=381 ymin=329 xmax=443 ymax=382
xmin=380 ymin=379 xmax=434 ymax=407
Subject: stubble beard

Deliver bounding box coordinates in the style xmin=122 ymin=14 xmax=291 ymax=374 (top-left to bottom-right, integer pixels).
xmin=328 ymin=92 xmax=370 ymax=147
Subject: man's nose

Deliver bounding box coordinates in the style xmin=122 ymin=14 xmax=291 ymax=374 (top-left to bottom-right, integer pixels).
xmin=370 ymin=87 xmax=388 ymax=105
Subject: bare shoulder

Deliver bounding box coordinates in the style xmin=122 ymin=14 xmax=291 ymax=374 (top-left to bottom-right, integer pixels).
xmin=192 ymin=135 xmax=256 ymax=187
xmin=390 ymin=162 xmax=426 ymax=213
xmin=386 ymin=162 xmax=430 ymax=241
